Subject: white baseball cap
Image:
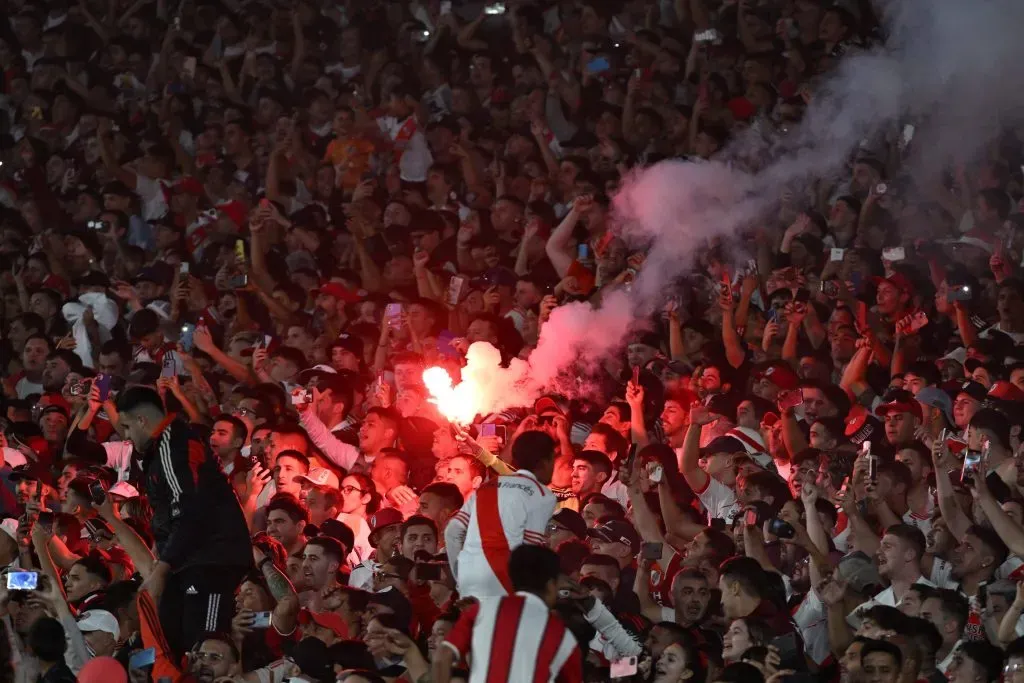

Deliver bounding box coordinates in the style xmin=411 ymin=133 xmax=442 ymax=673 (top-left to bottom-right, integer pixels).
xmin=107 ymin=482 xmax=140 ymax=499
xmin=295 ymin=467 xmax=340 ymax=489
xmin=0 ymin=518 xmax=18 ymax=542
xmin=77 ymin=610 xmax=120 ymax=640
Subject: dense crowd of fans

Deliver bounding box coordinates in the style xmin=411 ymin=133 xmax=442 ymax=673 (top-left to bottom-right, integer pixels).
xmin=0 ymin=0 xmax=1023 ymax=682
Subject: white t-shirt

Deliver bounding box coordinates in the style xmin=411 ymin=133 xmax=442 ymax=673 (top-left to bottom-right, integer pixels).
xmin=847 ymin=575 xmax=935 ymax=628
xmin=134 ymin=175 xmax=170 ymax=221
xmin=693 ymin=476 xmax=739 ymax=521
xmin=793 ymin=588 xmax=831 ymax=665
xmin=337 ymin=512 xmax=372 ymax=568
xmin=103 ymin=441 xmax=134 ymax=482
xmin=376 ymin=116 xmax=433 ymax=182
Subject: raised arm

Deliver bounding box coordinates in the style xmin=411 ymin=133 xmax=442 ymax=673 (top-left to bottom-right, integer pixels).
xmin=546 ymin=196 xmax=589 ymax=277
xmin=680 ymin=408 xmax=712 ymax=492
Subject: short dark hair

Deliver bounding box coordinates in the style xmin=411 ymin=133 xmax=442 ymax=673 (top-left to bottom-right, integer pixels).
xmin=905 ymin=617 xmax=942 ymax=659
xmin=719 ymin=556 xmax=765 ymax=599
xmin=509 ymin=544 xmax=560 ymax=594
xmin=275 ymin=450 xmax=310 ymax=472
xmin=965 ymin=523 xmax=1009 ymax=568
xmin=860 ymin=639 xmax=902 ymax=671
xmin=861 ymin=605 xmax=907 ymax=633
xmin=512 ymin=431 xmax=556 ymax=472
xmin=400 ymin=515 xmax=438 ymax=540
xmin=580 ymin=553 xmax=620 ymax=576
xmin=958 ymin=641 xmax=1004 ymax=682
xmin=365 ymin=406 xmax=401 ymax=432
xmin=702 ymin=528 xmax=737 ymax=564
xmin=267 ymin=493 xmax=310 ymax=524
xmin=305 ymin=536 xmax=345 ymax=565
xmin=586 ymin=423 xmax=628 ymax=461
xmin=573 ymin=451 xmax=612 ymax=479
xmin=925 ymin=588 xmax=970 ymax=634
xmin=28 ymin=617 xmax=67 ymax=662
xmin=883 ymin=523 xmax=926 ymax=560
xmin=214 ymin=415 xmax=248 ymax=443
xmin=116 ymin=386 xmax=165 ymax=415
xmin=420 ymin=482 xmax=463 ymax=510
xmin=75 ymin=551 xmax=113 ymax=585
xmin=969 ymin=409 xmax=1012 ymax=451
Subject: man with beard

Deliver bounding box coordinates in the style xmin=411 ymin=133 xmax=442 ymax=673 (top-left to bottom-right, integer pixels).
xmin=949 ymin=525 xmax=1007 ymax=599
xmin=300 ymin=536 xmax=346 ymax=609
xmin=41 ymin=350 xmax=82 ymax=399
xmin=188 ymin=634 xmax=241 ymax=682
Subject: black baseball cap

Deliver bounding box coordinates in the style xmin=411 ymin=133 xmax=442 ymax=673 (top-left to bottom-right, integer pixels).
xmin=549 ymin=509 xmax=587 ymax=540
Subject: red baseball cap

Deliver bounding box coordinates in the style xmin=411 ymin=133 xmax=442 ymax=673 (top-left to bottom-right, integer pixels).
xmin=875 ymin=399 xmax=923 ymax=420
xmin=755 ymin=361 xmax=800 ymax=391
xmin=871 ymin=272 xmax=914 ymax=297
xmin=989 ymin=381 xmax=1024 ymax=402
xmin=298 ymin=609 xmax=349 ymax=638
xmin=318 ymin=282 xmax=363 ymax=305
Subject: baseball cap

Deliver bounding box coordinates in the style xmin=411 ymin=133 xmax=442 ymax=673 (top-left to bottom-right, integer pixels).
xmin=837 ymin=551 xmax=883 ymax=594
xmin=367 ymin=508 xmax=403 ymax=545
xmin=107 ymin=482 xmax=140 ymax=499
xmin=77 ymin=609 xmax=120 ymax=640
xmin=317 ymin=518 xmax=355 ymax=552
xmin=701 ymin=435 xmax=747 ymax=457
xmin=588 ymin=519 xmax=640 ymax=554
xmin=333 ymin=334 xmax=364 ymax=358
xmin=871 ymin=271 xmax=914 ymax=297
xmin=534 ymin=396 xmax=565 ymax=417
xmin=9 ymin=462 xmax=53 ymax=486
xmin=298 ymin=609 xmax=349 ymax=639
xmin=368 ymin=586 xmax=413 ymax=624
xmin=916 ymin=387 xmax=954 ymax=425
xmin=319 ymin=282 xmax=364 ymax=304
xmin=754 ymin=361 xmax=800 ymax=391
xmin=957 ymin=381 xmax=988 ymax=403
xmin=844 ymin=406 xmax=882 ymax=446
xmin=989 ymin=381 xmax=1024 ymax=403
xmin=938 ymin=347 xmax=967 ymax=367
xmin=295 ymin=467 xmax=340 ymax=489
xmin=875 ymin=399 xmax=923 ymax=420
xmin=38 ymin=404 xmax=69 ymax=421
xmin=289 ymin=636 xmax=335 ymax=683
xmin=549 ymin=509 xmax=588 ymax=540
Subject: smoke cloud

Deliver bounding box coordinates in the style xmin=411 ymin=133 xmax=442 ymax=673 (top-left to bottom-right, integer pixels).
xmin=426 ymin=0 xmax=1024 ymax=418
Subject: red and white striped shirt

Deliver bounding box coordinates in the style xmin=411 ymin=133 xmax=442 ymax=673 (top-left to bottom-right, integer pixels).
xmin=443 ymin=592 xmax=583 ymax=683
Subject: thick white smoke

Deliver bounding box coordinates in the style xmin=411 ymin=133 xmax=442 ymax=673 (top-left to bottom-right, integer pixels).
xmin=427 ymin=0 xmax=1024 ymax=417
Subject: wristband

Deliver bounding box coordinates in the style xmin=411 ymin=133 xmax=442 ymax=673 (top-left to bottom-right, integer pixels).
xmin=258 ymin=556 xmax=274 ymax=572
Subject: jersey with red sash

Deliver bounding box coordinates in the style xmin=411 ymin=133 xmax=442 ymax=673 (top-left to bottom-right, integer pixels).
xmin=443 ymin=469 xmax=556 ymax=598
xmin=443 ymin=592 xmax=582 ymax=683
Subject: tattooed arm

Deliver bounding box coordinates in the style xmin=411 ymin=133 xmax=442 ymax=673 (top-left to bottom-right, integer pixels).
xmin=256 ymin=546 xmax=299 ymax=634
